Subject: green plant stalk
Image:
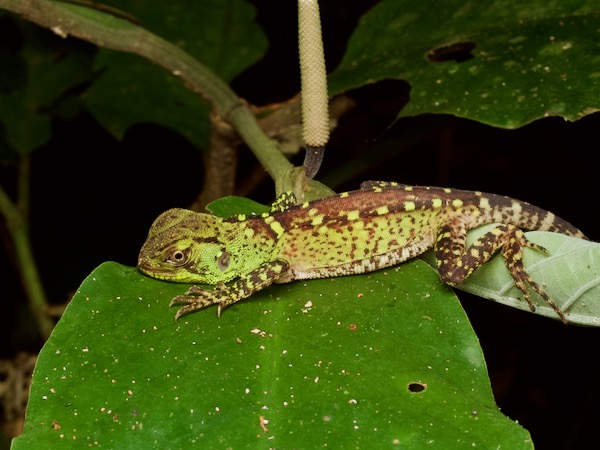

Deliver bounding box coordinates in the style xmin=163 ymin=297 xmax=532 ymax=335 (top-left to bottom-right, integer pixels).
xmin=0 ymin=161 xmax=54 ymax=340
xmin=0 ymin=0 xmax=293 ymax=182
xmin=226 ymin=105 xmax=295 ymax=193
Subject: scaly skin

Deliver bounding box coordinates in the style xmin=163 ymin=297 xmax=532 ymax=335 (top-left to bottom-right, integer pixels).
xmin=138 ymin=181 xmax=586 ymax=322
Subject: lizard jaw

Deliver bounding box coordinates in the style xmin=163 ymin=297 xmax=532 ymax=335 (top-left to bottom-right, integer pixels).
xmin=137 ymin=265 xmax=178 ymax=281
xmin=138 ymin=264 xmax=209 ymax=283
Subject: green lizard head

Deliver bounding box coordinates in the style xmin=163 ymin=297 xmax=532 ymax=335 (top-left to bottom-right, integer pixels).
xmin=138 ymin=208 xmax=239 ymax=284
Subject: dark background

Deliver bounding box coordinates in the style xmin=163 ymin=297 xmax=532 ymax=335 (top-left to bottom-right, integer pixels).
xmin=1 ymin=1 xmax=599 ymax=448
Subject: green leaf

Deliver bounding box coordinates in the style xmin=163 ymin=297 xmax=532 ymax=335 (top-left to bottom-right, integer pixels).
xmin=206 ymin=195 xmax=271 ymax=218
xmin=432 ymin=226 xmax=600 ymax=326
xmin=329 ymin=0 xmax=600 ymax=128
xmin=82 ymin=0 xmax=267 ymax=146
xmin=13 ymin=261 xmax=532 ymax=448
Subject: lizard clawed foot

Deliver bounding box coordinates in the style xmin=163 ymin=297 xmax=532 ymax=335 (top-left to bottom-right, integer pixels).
xmin=512 ymin=277 xmax=567 ymax=324
xmin=502 ymin=231 xmax=568 ymax=324
xmin=170 ymin=285 xmax=223 ymax=320
xmin=170 ymin=295 xmax=216 ymax=321
xmin=169 ymin=282 xmax=239 ymax=320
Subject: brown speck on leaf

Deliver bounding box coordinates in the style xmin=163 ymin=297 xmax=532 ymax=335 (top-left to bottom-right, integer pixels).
xmin=259 ymin=415 xmax=269 ymax=433
xmin=357 ymin=292 xmax=364 ymax=298
xmin=52 ymin=420 xmax=61 ymax=430
xmin=349 ymin=323 xmax=357 ymax=332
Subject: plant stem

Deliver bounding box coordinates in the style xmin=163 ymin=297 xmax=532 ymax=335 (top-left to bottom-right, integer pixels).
xmin=0 ymin=159 xmax=54 ymax=340
xmin=227 ymin=105 xmax=295 ymax=191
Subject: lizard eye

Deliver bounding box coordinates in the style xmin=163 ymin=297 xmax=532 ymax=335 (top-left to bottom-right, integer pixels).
xmin=167 ymin=249 xmax=188 ymax=266
xmin=217 ymin=251 xmax=230 ymax=271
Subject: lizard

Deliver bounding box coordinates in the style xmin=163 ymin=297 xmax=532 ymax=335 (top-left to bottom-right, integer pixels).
xmin=137 ymin=181 xmax=586 ymax=323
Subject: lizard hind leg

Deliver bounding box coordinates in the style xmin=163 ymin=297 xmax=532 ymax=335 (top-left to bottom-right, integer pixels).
xmin=500 ymin=229 xmax=567 ymax=323
xmin=435 ymin=222 xmax=567 ymax=324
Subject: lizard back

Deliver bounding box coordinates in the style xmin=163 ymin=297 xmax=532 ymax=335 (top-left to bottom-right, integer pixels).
xmin=261 ymin=184 xmax=584 ymax=281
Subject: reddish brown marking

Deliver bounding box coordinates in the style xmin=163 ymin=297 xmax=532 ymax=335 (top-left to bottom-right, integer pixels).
xmin=259 ymin=415 xmax=268 ymax=433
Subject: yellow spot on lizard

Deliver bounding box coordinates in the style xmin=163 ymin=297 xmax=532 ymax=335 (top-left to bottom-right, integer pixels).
xmin=403 ymin=201 xmax=416 ymax=212
xmin=268 ymin=220 xmax=285 ymax=237
xmin=311 ymin=215 xmax=324 ymax=226
xmin=376 ymin=205 xmax=389 ymax=215
xmin=346 ymin=210 xmax=360 ymax=221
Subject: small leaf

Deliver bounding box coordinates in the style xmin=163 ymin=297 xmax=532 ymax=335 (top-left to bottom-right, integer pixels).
xmin=206 ymin=195 xmax=270 ymax=218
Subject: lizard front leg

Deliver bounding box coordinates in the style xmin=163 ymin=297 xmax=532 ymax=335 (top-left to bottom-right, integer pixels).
xmin=169 ymin=259 xmax=290 ymax=320
xmin=434 ymin=222 xmax=567 ymax=323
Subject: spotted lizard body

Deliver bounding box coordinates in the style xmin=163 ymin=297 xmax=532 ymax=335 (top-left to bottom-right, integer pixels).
xmin=138 ymin=181 xmax=586 ymax=323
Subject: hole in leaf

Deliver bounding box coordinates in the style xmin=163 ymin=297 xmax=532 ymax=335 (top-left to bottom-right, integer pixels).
xmin=427 ymin=41 xmax=476 ymax=63
xmin=408 ymin=382 xmax=427 ymax=393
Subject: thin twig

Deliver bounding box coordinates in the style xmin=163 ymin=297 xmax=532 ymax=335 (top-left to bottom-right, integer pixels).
xmin=0 ymin=160 xmax=54 ymax=340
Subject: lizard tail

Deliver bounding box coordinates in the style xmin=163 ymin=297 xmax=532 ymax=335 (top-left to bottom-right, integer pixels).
xmin=483 ymin=192 xmax=587 ymax=239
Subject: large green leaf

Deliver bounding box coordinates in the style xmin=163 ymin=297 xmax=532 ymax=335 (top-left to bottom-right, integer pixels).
xmin=329 ymin=0 xmax=600 ymax=128
xmin=12 ymin=261 xmax=532 ymax=448
xmin=82 ymin=0 xmax=267 ymax=146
